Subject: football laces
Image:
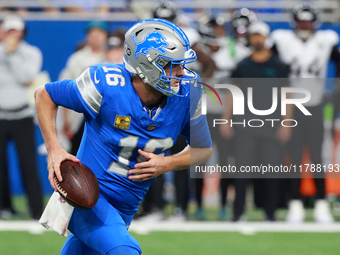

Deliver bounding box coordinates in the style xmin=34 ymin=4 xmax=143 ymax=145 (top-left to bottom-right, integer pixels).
xmin=54 ymin=176 xmax=68 ymax=198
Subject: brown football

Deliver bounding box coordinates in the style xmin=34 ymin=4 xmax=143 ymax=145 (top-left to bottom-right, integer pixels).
xmin=54 ymin=160 xmax=99 ymax=210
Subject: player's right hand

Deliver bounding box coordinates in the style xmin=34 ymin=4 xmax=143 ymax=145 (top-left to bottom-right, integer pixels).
xmin=47 ymin=146 xmax=79 ymax=191
xmin=219 ymin=124 xmax=234 ymax=140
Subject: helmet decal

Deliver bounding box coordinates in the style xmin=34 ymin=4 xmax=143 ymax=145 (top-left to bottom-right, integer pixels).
xmin=132 ymin=31 xmax=169 ymax=58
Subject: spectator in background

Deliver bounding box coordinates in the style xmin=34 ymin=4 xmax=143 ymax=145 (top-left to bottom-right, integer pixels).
xmin=105 ymin=29 xmax=125 ymax=64
xmin=0 ymin=19 xmax=15 ymax=219
xmin=197 ymin=15 xmax=250 ymax=220
xmin=220 ymin=21 xmax=292 ymax=221
xmin=0 ymin=15 xmax=43 ymax=220
xmin=59 ymin=21 xmax=108 ymax=156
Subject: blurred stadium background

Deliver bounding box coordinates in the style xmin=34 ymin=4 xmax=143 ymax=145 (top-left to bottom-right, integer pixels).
xmin=1 ymin=0 xmax=340 ymax=254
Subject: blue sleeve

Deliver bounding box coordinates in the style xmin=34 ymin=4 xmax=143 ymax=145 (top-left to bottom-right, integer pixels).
xmin=182 ymin=74 xmax=212 ymax=148
xmin=45 ymin=65 xmax=107 ymax=119
xmin=182 ymin=114 xmax=212 ymax=148
xmin=45 ymin=79 xmax=85 ymax=113
xmin=45 ymin=79 xmax=97 ymax=119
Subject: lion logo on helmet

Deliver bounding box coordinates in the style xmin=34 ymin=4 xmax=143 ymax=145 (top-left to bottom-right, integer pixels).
xmin=132 ymin=31 xmax=169 ymax=58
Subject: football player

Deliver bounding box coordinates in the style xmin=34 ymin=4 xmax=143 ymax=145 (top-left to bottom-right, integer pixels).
xmin=271 ymin=2 xmax=340 ymax=223
xmin=195 ymin=15 xmax=250 ymax=220
xmin=231 ymin=8 xmax=257 ymax=46
xmin=35 ymin=19 xmax=212 ymax=254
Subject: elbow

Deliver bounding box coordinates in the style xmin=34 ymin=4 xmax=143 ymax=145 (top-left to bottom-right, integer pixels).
xmin=34 ymin=85 xmax=48 ymax=104
xmin=203 ymin=146 xmax=213 ymax=163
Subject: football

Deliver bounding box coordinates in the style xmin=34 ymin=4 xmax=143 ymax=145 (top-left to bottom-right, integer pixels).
xmin=54 ymin=160 xmax=100 ymax=210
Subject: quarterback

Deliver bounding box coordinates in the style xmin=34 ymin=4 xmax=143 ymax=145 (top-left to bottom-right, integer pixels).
xmin=35 ymin=19 xmax=212 ymax=254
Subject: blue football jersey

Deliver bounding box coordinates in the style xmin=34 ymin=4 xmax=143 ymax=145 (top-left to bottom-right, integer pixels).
xmin=45 ymin=63 xmax=211 ymax=215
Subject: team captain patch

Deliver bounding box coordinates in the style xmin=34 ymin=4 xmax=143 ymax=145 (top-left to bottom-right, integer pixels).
xmin=114 ymin=115 xmax=131 ymax=130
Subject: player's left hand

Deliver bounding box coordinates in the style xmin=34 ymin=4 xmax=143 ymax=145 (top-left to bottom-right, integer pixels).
xmin=128 ymin=149 xmax=171 ymax=182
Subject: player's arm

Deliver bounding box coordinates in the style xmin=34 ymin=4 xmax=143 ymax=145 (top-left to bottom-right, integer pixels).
xmin=160 ymin=145 xmax=212 ymax=170
xmin=34 ymin=85 xmax=79 ymax=191
xmin=129 ymin=85 xmax=213 ymax=182
xmin=35 ymin=66 xmax=105 ymax=190
xmin=128 ymin=145 xmax=212 ymax=182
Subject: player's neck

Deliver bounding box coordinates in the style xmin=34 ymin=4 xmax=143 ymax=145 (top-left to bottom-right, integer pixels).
xmin=251 ymin=49 xmax=272 ymax=63
xmin=132 ymin=76 xmax=165 ymax=108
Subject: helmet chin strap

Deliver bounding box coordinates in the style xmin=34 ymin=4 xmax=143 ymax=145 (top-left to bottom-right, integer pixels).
xmin=155 ymin=80 xmax=179 ymax=96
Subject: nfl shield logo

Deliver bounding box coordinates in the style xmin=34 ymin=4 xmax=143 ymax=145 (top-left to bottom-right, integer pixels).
xmin=58 ymin=196 xmax=66 ymax=203
xmin=147 ymin=124 xmax=156 ymax=131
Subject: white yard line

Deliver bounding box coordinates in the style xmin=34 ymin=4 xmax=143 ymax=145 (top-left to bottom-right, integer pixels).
xmin=129 ymin=221 xmax=340 ymax=235
xmin=1 ymin=221 xmax=340 ymax=235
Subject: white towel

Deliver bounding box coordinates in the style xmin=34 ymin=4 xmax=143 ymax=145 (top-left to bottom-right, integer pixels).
xmin=39 ymin=191 xmax=74 ymax=237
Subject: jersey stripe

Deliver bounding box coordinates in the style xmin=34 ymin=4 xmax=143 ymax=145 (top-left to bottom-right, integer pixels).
xmin=76 ymin=68 xmax=102 ymax=114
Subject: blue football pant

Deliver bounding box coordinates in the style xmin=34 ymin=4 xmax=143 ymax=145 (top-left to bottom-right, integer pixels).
xmin=60 ymin=233 xmax=140 ymax=255
xmin=59 ymin=194 xmax=141 ymax=255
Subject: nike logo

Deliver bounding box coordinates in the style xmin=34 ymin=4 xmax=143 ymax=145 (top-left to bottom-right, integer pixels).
xmin=94 ymin=71 xmax=100 ymax=84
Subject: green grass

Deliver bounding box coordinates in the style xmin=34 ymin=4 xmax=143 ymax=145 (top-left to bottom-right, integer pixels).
xmin=3 ymin=196 xmax=339 ymax=254
xmin=8 ymin=195 xmax=340 ymax=222
xmin=136 ymin=232 xmax=340 ymax=255
xmin=0 ymin=231 xmax=339 ymax=255
xmin=0 ymin=232 xmax=65 ymax=255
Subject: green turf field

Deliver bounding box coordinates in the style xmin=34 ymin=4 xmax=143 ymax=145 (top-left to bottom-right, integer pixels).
xmin=2 ymin=196 xmax=339 ymax=254
xmin=8 ymin=195 xmax=340 ymax=222
xmin=0 ymin=231 xmax=339 ymax=255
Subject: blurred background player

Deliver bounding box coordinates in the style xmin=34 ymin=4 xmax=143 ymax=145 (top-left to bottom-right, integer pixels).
xmin=59 ymin=21 xmax=108 ymax=156
xmin=0 ymin=14 xmax=43 ymax=220
xmin=220 ymin=21 xmax=292 ymax=222
xmin=231 ymin=8 xmax=257 ymax=47
xmin=195 ymin=14 xmax=251 ymax=220
xmin=271 ymin=2 xmax=340 ymax=223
